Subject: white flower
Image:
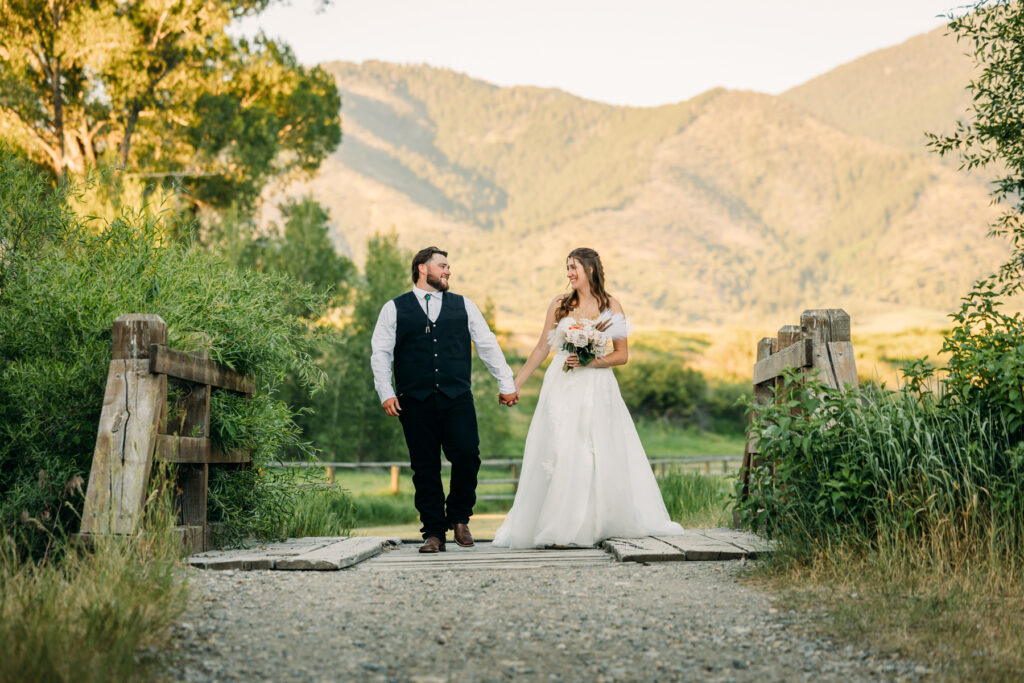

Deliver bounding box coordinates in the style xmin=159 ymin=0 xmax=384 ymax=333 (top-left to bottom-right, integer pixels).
xmin=567 ymin=328 xmax=589 ymax=347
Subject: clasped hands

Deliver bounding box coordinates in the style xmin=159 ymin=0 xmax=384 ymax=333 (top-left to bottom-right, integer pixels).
xmin=498 ymin=390 xmax=519 ymax=407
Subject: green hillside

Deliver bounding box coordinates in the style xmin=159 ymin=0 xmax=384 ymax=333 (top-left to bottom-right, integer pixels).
xmin=782 ymin=27 xmax=975 ymax=151
xmin=272 ymin=41 xmax=1006 ymax=330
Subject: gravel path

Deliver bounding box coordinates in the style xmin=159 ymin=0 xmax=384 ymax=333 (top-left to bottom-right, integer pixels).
xmin=169 ymin=556 xmax=927 ymax=682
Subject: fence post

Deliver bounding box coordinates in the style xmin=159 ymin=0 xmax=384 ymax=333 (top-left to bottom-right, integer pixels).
xmin=326 ymin=466 xmax=335 ymax=484
xmin=510 ymin=463 xmax=519 ymax=493
xmin=390 ymin=465 xmax=400 ymax=494
xmin=81 ymin=314 xmax=168 ymax=536
xmin=169 ymin=348 xmax=211 ymax=546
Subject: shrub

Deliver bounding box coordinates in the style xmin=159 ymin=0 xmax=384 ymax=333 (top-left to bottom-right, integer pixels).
xmin=616 ymin=360 xmax=749 ymax=432
xmin=738 ymin=370 xmax=1024 ymax=555
xmin=0 ymin=154 xmax=330 ymax=556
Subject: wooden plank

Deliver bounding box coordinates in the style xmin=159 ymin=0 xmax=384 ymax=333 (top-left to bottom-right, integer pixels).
xmin=827 ymin=341 xmax=858 ymax=389
xmin=178 ymin=464 xmax=207 ymax=527
xmin=752 ymin=339 xmax=812 ymax=385
xmin=698 ymin=528 xmax=775 ymax=557
xmin=149 ymin=344 xmax=254 ymax=395
xmin=81 ymin=359 xmax=166 ymax=535
xmin=602 ymin=537 xmax=687 ymax=562
xmin=808 ymin=338 xmax=838 ymax=388
xmin=656 ymin=534 xmax=746 ymax=561
xmin=276 ymin=537 xmax=390 ymax=570
xmin=189 ymin=538 xmax=342 ymax=569
xmin=154 ymin=435 xmax=252 ymax=464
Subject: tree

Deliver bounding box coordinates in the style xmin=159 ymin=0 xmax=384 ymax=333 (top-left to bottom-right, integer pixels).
xmin=243 ymin=196 xmax=355 ymax=310
xmin=298 ymin=233 xmax=409 ymax=461
xmin=0 ymin=0 xmax=340 ymax=208
xmin=929 ymin=0 xmax=1024 ymax=292
xmin=928 ymin=1 xmax=1024 ymax=434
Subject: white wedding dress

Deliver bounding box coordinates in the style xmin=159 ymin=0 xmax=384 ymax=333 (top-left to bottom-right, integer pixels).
xmin=492 ymin=315 xmax=683 ymax=548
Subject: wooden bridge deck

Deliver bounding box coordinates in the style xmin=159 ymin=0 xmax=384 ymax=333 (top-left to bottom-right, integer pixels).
xmin=188 ymin=529 xmax=772 ymax=571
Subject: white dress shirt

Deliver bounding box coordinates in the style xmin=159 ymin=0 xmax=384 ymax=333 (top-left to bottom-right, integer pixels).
xmin=370 ymin=286 xmax=516 ymax=403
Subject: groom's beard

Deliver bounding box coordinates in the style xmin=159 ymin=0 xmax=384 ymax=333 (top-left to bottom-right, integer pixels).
xmin=426 ymin=273 xmax=449 ymax=291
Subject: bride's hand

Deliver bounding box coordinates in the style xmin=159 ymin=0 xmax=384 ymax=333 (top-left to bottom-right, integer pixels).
xmin=565 ymin=353 xmax=580 ymax=368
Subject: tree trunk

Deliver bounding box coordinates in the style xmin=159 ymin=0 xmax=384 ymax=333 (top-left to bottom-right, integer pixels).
xmin=51 ymin=53 xmax=65 ymax=181
xmin=119 ymin=105 xmax=140 ymax=168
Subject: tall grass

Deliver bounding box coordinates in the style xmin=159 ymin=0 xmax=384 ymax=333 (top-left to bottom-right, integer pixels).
xmin=0 ymin=472 xmax=188 ymax=681
xmin=284 ymin=486 xmax=357 ymax=537
xmin=657 ymin=472 xmax=732 ymax=527
xmin=740 ymin=374 xmax=1024 ymax=553
xmin=741 ymin=373 xmax=1024 ymax=676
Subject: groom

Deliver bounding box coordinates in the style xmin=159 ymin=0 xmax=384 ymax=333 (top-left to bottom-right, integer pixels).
xmin=370 ymin=247 xmax=519 ymax=553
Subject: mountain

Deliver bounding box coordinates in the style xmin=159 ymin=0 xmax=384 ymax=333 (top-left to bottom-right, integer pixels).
xmin=783 ymin=27 xmax=974 ymax=151
xmin=267 ymin=30 xmax=1005 ymax=331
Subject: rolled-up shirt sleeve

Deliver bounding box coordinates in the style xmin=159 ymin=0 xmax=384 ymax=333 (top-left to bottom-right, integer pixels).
xmin=464 ymin=298 xmax=516 ymax=394
xmin=370 ymin=300 xmax=398 ymax=403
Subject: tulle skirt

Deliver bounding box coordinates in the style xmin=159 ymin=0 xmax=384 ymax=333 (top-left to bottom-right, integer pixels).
xmin=492 ymin=351 xmax=683 ymax=548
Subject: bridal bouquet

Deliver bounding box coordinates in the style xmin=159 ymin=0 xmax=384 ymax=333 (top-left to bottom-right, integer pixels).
xmin=555 ymin=313 xmax=630 ymax=372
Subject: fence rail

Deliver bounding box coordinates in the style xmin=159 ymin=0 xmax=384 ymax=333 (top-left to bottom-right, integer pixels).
xmin=281 ymin=454 xmax=743 ymax=500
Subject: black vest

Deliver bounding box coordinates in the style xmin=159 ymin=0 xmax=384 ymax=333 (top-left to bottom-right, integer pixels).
xmin=392 ymin=291 xmax=472 ymax=400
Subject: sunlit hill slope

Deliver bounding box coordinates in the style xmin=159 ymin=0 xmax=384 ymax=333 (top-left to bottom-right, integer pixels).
xmin=273 ymin=26 xmax=1004 ymax=334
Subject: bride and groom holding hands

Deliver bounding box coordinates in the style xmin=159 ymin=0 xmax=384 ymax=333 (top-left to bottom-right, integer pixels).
xmin=370 ymin=246 xmax=682 ymax=553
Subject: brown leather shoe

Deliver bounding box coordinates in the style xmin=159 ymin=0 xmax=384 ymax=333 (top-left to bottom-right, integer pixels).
xmin=452 ymin=523 xmax=474 ymax=548
xmin=418 ymin=536 xmax=446 ymax=553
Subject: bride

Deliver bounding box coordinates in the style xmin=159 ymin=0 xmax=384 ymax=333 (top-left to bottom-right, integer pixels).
xmin=493 ymin=248 xmax=683 ymax=548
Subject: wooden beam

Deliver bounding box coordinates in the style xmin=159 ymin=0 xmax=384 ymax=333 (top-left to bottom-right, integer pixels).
xmin=752 ymin=339 xmax=813 ymax=385
xmin=111 ymin=314 xmax=167 ymax=360
xmin=149 ymin=345 xmax=254 ymax=395
xmin=827 ymin=340 xmax=858 ymax=390
xmin=155 ymin=434 xmax=252 ymax=464
xmin=81 ymin=360 xmax=166 ymax=535
xmin=801 ymin=309 xmax=852 ymax=389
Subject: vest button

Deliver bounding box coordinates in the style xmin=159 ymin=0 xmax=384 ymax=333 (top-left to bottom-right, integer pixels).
xmin=433 ymin=339 xmax=437 ymax=342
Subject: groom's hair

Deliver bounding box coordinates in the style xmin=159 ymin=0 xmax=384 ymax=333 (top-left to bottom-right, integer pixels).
xmin=411 ymin=246 xmax=447 ymax=283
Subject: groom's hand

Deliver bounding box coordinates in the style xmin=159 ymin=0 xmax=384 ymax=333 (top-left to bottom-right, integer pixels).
xmin=382 ymin=398 xmax=402 ymax=417
xmin=498 ymin=391 xmax=519 ymax=407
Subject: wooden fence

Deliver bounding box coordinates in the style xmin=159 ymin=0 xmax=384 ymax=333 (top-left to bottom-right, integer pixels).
xmin=283 ymin=454 xmax=743 ymax=500
xmin=739 ymin=309 xmax=859 ymax=502
xmin=80 ymin=314 xmax=254 ymax=553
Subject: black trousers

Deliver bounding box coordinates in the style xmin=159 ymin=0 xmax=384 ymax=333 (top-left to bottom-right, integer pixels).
xmin=398 ymin=391 xmax=481 ymax=539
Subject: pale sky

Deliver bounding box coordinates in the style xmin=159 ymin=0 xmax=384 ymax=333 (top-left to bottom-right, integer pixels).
xmin=234 ymin=0 xmax=965 ymax=107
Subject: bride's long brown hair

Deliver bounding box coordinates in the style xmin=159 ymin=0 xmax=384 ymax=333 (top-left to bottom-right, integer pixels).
xmin=555 ymin=248 xmax=612 ymax=322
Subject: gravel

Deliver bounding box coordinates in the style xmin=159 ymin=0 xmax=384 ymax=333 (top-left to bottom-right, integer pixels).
xmin=167 ymin=557 xmax=926 ymax=682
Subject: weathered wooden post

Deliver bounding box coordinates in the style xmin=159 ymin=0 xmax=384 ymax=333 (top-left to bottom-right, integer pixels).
xmin=82 ymin=314 xmax=254 ymax=553
xmin=326 ymin=465 xmax=335 ymax=484
xmin=737 ymin=309 xmax=858 ymax=516
xmin=81 ymin=314 xmax=168 ymax=536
